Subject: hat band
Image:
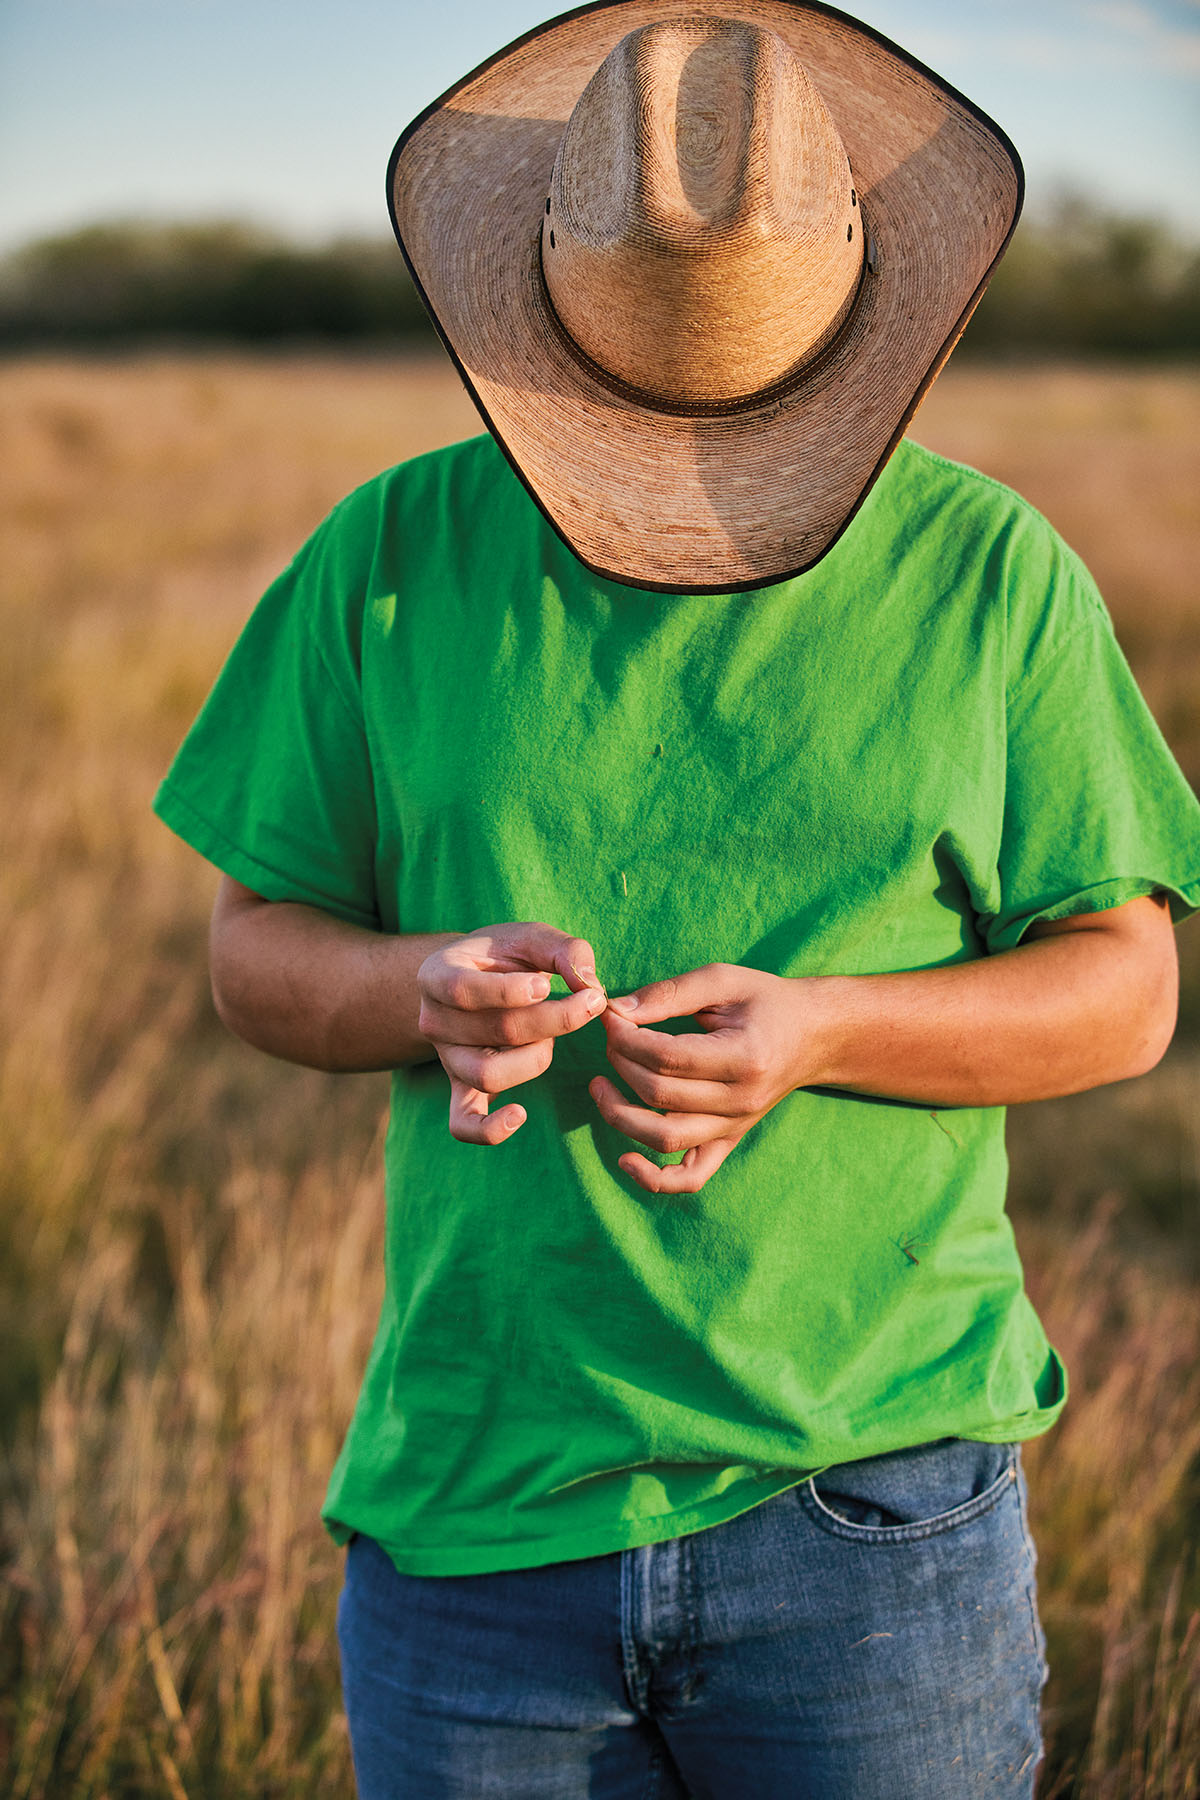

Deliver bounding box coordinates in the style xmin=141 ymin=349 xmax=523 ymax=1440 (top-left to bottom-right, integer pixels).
xmin=533 ymin=215 xmax=876 ymax=421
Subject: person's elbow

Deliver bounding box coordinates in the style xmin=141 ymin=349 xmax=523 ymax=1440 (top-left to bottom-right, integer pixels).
xmin=209 ymin=879 xmax=274 ymax=1048
xmin=1117 ymin=896 xmax=1180 ymax=1079
xmin=209 ymin=950 xmax=260 ymax=1051
xmin=207 ymin=875 xmax=332 ymax=1066
xmin=1125 ymin=930 xmax=1179 ymax=1079
xmin=1027 ymin=891 xmax=1180 ymax=1088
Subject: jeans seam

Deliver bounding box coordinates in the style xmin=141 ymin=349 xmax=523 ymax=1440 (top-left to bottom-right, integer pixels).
xmin=680 ymin=1530 xmax=699 ymax=1708
xmin=798 ymin=1443 xmax=1019 ymax=1543
xmin=620 ymin=1548 xmax=650 ymax=1717
xmin=1013 ymin=1454 xmax=1050 ymax=1689
xmin=642 ymin=1741 xmax=668 ymax=1800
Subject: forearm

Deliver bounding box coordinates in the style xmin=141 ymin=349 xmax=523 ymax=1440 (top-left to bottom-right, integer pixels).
xmin=210 ymin=884 xmax=460 ymax=1071
xmin=804 ymin=909 xmax=1177 ymax=1108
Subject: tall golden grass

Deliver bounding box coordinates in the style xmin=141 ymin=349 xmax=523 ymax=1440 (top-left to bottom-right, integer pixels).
xmin=0 ymin=354 xmax=1197 ymax=1798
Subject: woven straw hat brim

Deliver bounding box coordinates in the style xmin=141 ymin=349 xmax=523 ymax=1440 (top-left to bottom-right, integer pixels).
xmin=390 ymin=0 xmax=1023 ymax=594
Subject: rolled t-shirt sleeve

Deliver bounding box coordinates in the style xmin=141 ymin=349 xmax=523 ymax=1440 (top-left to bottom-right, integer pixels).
xmin=984 ymin=573 xmax=1200 ymax=952
xmin=153 ymin=508 xmax=381 ymax=928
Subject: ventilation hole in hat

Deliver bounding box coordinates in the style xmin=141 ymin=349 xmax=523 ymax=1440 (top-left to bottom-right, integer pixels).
xmin=546 ymin=198 xmax=551 ymax=214
xmin=851 ymin=189 xmax=857 ymax=206
xmin=847 ymin=223 xmax=853 ymax=241
xmin=549 ymin=230 xmax=556 ymax=249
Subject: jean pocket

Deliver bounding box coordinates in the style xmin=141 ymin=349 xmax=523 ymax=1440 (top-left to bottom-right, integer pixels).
xmin=798 ymin=1438 xmax=1019 ymax=1544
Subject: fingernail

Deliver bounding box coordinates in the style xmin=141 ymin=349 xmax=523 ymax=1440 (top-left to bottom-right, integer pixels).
xmin=612 ymin=994 xmax=638 ymax=1012
xmin=584 ymin=987 xmax=606 ymax=1014
xmin=503 ymin=1107 xmax=524 ymax=1131
xmin=529 ymin=977 xmax=551 ymax=1001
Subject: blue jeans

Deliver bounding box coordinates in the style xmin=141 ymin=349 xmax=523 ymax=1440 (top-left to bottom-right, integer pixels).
xmin=337 ymin=1438 xmax=1047 ymax=1798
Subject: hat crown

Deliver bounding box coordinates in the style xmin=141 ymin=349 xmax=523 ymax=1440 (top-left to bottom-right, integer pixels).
xmin=543 ymin=16 xmax=863 ymax=406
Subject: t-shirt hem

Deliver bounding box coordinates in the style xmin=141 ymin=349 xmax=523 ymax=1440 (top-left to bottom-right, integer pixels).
xmin=320 ymin=1395 xmax=1068 ymax=1575
xmin=322 ymin=1472 xmax=808 ymax=1575
xmin=153 ymin=778 xmax=380 ymax=930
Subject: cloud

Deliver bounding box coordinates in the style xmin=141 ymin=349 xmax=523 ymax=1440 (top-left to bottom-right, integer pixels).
xmin=867 ymin=0 xmax=1198 ymax=78
xmin=1085 ymin=1 xmax=1160 ymax=26
xmin=946 ymin=5 xmax=1200 ymax=77
xmin=1075 ymin=0 xmax=1200 ymax=70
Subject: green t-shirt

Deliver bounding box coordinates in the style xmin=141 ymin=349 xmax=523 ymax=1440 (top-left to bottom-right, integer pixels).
xmin=154 ymin=434 xmax=1200 ymax=1575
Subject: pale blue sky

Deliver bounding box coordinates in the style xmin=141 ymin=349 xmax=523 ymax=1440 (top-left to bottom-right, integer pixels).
xmin=1 ymin=0 xmax=1198 ymax=252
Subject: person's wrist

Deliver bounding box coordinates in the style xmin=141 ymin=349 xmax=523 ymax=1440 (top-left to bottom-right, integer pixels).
xmin=787 ymin=973 xmax=856 ymax=1091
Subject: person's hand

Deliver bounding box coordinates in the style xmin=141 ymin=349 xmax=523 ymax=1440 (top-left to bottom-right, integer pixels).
xmin=590 ymin=964 xmax=819 ymax=1193
xmin=418 ymin=923 xmax=607 ymax=1144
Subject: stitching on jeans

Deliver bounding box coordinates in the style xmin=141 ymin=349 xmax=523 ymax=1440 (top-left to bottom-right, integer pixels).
xmin=620 ymin=1549 xmax=649 ymax=1717
xmin=799 ymin=1443 xmax=1019 ymax=1544
xmin=642 ymin=1742 xmax=665 ymax=1800
xmin=1013 ymin=1455 xmax=1050 ymax=1689
xmin=679 ymin=1531 xmax=700 ymax=1709
xmin=1012 ymin=1456 xmax=1048 ymax=1782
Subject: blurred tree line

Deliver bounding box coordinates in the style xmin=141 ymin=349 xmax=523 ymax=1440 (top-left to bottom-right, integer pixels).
xmin=0 ymin=220 xmax=432 ymax=347
xmin=0 ymin=197 xmax=1197 ymax=354
xmin=968 ymin=196 xmax=1200 ymax=357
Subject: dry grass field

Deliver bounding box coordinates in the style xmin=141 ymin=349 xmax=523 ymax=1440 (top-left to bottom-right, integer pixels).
xmin=0 ymin=352 xmax=1198 ymax=1798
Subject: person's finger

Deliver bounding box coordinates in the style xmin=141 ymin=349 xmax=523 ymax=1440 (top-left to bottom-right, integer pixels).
xmin=485 ymin=927 xmax=600 ymax=991
xmin=437 ymin=1037 xmax=554 ymax=1095
xmin=473 ymin=927 xmax=602 ymax=986
xmin=422 ymin=930 xmax=602 ymax=1009
xmin=547 ymin=938 xmax=605 ymax=994
xmin=603 ymin=1042 xmax=742 ymax=1117
xmin=605 ymin=963 xmax=740 ymax=1025
xmin=421 ymin=959 xmax=555 ymax=1011
xmin=617 ymin=1137 xmax=739 ymax=1194
xmin=446 ymin=1077 xmax=527 ymax=1145
xmin=421 ymin=983 xmax=607 ymax=1048
xmin=602 ymin=1008 xmax=744 ymax=1082
xmin=588 ymin=1075 xmax=734 ymax=1153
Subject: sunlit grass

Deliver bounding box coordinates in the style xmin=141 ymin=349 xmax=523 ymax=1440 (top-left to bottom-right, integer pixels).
xmin=1 ymin=353 xmax=1197 ymax=1797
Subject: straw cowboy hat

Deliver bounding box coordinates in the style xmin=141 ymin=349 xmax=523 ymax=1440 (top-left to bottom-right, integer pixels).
xmin=388 ymin=1 xmax=1023 ymax=593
